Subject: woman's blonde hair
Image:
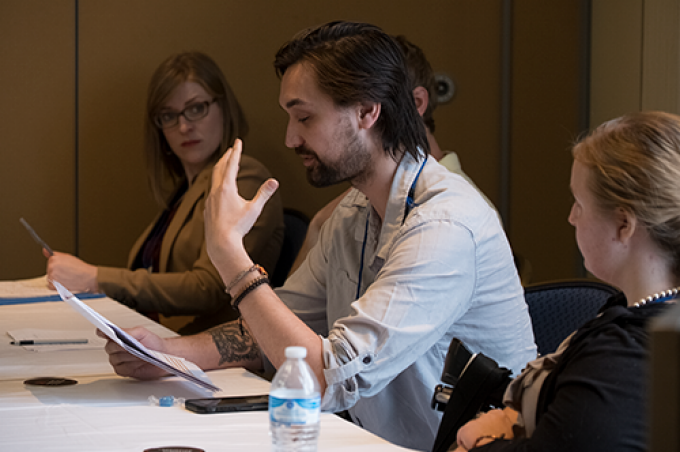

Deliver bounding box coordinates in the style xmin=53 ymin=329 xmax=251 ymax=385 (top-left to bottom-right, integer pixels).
xmin=144 ymin=51 xmax=248 ymax=207
xmin=572 ymin=111 xmax=680 ymax=274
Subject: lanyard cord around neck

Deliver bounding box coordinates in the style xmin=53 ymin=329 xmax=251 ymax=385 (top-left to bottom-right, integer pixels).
xmin=355 ymin=159 xmax=427 ymax=299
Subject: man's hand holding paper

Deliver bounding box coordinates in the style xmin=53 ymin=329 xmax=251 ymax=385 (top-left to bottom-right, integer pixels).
xmin=98 ymin=327 xmax=170 ymax=380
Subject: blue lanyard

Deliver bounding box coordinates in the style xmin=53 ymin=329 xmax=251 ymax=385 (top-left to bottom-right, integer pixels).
xmin=355 ymin=159 xmax=427 ymax=299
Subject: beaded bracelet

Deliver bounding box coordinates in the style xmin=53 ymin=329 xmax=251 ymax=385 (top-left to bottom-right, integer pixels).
xmin=232 ymin=276 xmax=270 ymax=312
xmin=233 ymin=276 xmax=269 ymax=336
xmin=225 ymin=264 xmax=267 ymax=297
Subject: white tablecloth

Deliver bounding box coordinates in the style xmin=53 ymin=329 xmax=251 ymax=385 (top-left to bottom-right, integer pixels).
xmin=0 ymin=293 xmax=413 ymax=451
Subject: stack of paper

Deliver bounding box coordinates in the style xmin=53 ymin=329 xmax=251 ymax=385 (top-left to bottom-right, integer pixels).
xmin=0 ymin=276 xmax=105 ymax=305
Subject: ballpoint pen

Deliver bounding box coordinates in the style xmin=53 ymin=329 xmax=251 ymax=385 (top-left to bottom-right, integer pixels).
xmin=11 ymin=339 xmax=89 ymax=346
xmin=19 ymin=217 xmax=54 ymax=256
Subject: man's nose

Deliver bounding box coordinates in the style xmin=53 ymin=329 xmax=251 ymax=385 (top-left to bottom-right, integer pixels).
xmin=285 ymin=121 xmax=303 ymax=149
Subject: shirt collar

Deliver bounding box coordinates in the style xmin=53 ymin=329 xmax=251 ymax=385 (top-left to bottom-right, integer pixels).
xmin=369 ymin=149 xmax=429 ymax=263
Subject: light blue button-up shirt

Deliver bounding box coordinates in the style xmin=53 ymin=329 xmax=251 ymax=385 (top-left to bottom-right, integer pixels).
xmin=275 ymin=151 xmax=536 ymax=451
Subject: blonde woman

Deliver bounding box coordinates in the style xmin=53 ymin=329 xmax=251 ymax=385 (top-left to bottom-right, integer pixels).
xmin=455 ymin=111 xmax=680 ymax=451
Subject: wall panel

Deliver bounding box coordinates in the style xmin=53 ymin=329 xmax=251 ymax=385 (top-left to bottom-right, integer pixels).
xmin=0 ymin=0 xmax=75 ymax=279
xmin=590 ymin=0 xmax=643 ymax=127
xmin=508 ymin=1 xmax=584 ymax=282
xmin=641 ymin=0 xmax=680 ymax=114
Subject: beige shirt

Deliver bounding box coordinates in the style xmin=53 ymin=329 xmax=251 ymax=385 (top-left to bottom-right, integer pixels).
xmin=438 ymin=151 xmax=499 ymax=217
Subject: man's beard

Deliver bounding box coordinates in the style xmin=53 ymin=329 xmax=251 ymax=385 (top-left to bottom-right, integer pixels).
xmin=297 ymin=121 xmax=372 ymax=188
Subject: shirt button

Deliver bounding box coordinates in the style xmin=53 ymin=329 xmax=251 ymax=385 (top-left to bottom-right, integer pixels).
xmin=363 ymin=356 xmax=372 ymax=364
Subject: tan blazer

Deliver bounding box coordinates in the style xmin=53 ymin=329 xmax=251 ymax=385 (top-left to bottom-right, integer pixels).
xmin=97 ymin=154 xmax=284 ymax=334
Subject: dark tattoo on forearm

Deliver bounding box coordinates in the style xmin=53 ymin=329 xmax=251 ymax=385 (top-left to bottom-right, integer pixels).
xmin=207 ymin=321 xmax=261 ymax=366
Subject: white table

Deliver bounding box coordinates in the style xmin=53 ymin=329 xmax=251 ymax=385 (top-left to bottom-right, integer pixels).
xmin=0 ymin=296 xmax=174 ymax=381
xmin=0 ymin=292 xmax=413 ymax=451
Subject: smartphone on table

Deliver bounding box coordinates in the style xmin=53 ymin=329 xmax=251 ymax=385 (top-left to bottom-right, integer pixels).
xmin=185 ymin=394 xmax=269 ymax=414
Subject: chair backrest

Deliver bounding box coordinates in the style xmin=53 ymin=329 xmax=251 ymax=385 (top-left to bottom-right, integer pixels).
xmin=270 ymin=208 xmax=310 ymax=288
xmin=524 ymin=279 xmax=620 ymax=356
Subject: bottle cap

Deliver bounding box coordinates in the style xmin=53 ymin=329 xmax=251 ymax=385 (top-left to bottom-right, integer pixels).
xmin=285 ymin=346 xmax=307 ymax=359
xmin=159 ymin=396 xmax=175 ymax=407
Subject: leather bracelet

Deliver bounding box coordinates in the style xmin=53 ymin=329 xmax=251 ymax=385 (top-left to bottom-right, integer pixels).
xmin=225 ymin=264 xmax=267 ymax=297
xmin=232 ymin=276 xmax=270 ymax=312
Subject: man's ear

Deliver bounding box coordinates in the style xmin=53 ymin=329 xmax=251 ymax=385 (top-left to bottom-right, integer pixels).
xmin=412 ymin=86 xmax=429 ymax=117
xmin=357 ymin=102 xmax=381 ymax=130
xmin=616 ymin=207 xmax=638 ymax=244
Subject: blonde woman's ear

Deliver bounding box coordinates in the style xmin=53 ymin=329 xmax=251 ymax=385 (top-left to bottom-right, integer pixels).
xmin=616 ymin=207 xmax=637 ymax=243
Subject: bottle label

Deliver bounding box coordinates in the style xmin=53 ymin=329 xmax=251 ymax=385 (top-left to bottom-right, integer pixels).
xmin=269 ymin=395 xmax=321 ymax=425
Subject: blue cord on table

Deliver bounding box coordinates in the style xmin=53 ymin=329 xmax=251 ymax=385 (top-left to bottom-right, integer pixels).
xmin=0 ymin=292 xmax=106 ymax=306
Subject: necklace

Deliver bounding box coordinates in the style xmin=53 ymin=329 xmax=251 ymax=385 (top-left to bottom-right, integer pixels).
xmin=634 ymin=287 xmax=680 ymax=307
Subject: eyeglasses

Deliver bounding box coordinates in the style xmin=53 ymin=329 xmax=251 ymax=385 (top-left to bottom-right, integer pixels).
xmin=154 ymin=98 xmax=217 ymax=129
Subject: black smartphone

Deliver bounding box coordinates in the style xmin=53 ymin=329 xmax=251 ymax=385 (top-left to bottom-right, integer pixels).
xmin=185 ymin=395 xmax=269 ymax=414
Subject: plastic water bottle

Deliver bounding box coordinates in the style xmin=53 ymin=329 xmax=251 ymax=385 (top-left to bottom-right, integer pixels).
xmin=269 ymin=346 xmax=321 ymax=452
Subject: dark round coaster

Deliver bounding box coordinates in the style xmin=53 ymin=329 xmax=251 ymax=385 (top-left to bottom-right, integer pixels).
xmin=144 ymin=448 xmax=205 ymax=452
xmin=24 ymin=377 xmax=78 ymax=386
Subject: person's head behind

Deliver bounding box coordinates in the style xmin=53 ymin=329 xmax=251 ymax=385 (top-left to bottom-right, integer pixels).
xmin=393 ymin=35 xmax=437 ymax=134
xmin=572 ymin=111 xmax=680 ymax=276
xmin=274 ymin=21 xmax=429 ymax=161
xmin=145 ymin=51 xmax=248 ymax=206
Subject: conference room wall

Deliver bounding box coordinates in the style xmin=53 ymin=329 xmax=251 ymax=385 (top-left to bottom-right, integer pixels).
xmin=1 ymin=0 xmax=586 ymax=284
xmin=0 ymin=1 xmax=76 ymax=281
xmin=507 ymin=1 xmax=584 ymax=281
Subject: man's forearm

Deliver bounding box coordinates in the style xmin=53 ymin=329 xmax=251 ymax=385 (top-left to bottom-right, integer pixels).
xmin=164 ymin=320 xmax=263 ymax=372
xmin=208 ymin=321 xmax=262 ymax=368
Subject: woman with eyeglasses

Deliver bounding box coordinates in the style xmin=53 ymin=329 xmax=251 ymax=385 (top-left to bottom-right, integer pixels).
xmin=46 ymin=52 xmax=284 ymax=334
xmin=452 ymin=111 xmax=680 ymax=451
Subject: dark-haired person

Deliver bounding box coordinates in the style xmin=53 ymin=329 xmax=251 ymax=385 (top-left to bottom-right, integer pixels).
xmin=102 ymin=22 xmax=535 ymax=451
xmin=46 ymin=52 xmax=284 ymax=334
xmin=288 ymin=34 xmax=498 ymax=276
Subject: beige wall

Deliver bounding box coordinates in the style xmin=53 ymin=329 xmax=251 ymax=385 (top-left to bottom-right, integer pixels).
xmin=590 ymin=0 xmax=644 ymax=126
xmin=590 ymin=0 xmax=680 ymax=125
xmin=640 ymin=0 xmax=680 ymax=114
xmin=1 ymin=1 xmax=590 ymax=283
xmin=0 ymin=1 xmax=76 ymax=279
xmin=508 ymin=0 xmax=584 ymax=281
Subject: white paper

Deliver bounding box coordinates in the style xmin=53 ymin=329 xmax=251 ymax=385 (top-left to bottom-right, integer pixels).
xmin=0 ymin=276 xmax=55 ymax=298
xmin=0 ymin=276 xmax=101 ymax=301
xmin=53 ymin=280 xmax=220 ymax=392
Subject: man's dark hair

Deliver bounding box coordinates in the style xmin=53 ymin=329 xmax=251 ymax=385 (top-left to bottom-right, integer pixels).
xmin=393 ymin=35 xmax=437 ymax=134
xmin=274 ymin=21 xmax=429 ymax=161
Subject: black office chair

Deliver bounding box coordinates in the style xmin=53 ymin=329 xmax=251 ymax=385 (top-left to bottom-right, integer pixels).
xmin=524 ymin=279 xmax=620 ymax=356
xmin=270 ymin=208 xmax=310 ymax=288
